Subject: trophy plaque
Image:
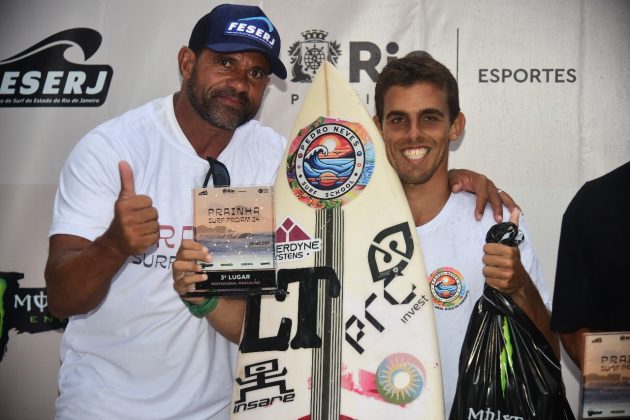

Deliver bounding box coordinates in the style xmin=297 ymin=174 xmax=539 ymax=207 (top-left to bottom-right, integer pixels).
xmin=187 ymin=185 xmax=279 ymax=297
xmin=581 ymin=331 xmax=630 ymax=419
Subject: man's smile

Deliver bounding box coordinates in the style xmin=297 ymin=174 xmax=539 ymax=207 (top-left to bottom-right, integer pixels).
xmin=402 ymin=146 xmax=428 ymax=161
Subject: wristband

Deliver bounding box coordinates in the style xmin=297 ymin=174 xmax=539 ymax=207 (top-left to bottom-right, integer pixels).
xmin=182 ymin=297 xmax=219 ymax=318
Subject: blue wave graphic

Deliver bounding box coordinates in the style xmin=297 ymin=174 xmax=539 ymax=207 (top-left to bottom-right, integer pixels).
xmin=303 ymin=147 xmax=355 ymax=189
xmin=434 ymin=283 xmax=457 ymax=298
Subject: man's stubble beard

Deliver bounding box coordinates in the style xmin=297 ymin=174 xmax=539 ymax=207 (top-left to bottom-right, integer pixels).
xmin=399 ymin=171 xmax=432 ymax=186
xmin=187 ymin=69 xmax=258 ymax=131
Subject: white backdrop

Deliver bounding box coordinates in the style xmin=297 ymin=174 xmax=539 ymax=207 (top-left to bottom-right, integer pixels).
xmin=1 ymin=0 xmax=629 ymax=418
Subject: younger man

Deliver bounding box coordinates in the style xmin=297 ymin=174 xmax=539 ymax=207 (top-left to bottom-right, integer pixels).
xmin=373 ymin=51 xmax=558 ymax=416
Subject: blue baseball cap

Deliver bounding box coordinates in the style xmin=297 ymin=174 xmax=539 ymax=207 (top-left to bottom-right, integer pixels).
xmin=188 ymin=4 xmax=287 ymax=80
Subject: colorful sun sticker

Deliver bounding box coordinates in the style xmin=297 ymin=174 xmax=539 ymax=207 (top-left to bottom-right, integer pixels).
xmin=429 ymin=267 xmax=469 ymax=310
xmin=286 ymin=117 xmax=375 ymax=208
xmin=376 ymin=353 xmax=425 ymax=405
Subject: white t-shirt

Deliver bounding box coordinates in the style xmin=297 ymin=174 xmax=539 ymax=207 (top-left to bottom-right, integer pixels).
xmin=416 ymin=192 xmax=550 ymax=418
xmin=49 ymin=95 xmax=286 ymax=420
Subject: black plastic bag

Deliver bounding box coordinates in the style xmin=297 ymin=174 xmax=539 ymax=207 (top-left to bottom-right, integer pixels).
xmin=449 ymin=222 xmax=575 ymax=420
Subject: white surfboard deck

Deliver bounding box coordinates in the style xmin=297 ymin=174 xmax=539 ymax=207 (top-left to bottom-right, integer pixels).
xmin=231 ymin=62 xmax=444 ymax=419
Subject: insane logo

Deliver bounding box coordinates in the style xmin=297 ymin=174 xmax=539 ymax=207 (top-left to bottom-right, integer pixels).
xmin=225 ymin=16 xmax=278 ymax=50
xmin=233 ymin=359 xmax=295 ymax=413
xmin=0 ymin=28 xmax=113 ymax=107
xmin=0 ymin=272 xmax=67 ymax=362
xmin=288 ymin=30 xmax=341 ymax=83
xmin=429 ymin=267 xmax=468 ymax=310
xmin=275 ymin=217 xmax=321 ymax=262
xmin=376 ymin=353 xmax=425 ymax=404
xmin=287 ymin=117 xmax=375 ymax=208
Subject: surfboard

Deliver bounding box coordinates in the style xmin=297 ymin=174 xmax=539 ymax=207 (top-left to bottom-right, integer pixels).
xmin=230 ymin=62 xmax=444 ymax=419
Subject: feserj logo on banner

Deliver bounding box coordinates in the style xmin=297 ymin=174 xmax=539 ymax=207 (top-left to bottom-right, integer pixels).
xmin=0 ymin=28 xmax=113 ymax=107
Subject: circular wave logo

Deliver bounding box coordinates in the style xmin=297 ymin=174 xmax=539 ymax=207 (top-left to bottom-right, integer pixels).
xmin=429 ymin=267 xmax=468 ymax=310
xmin=287 ymin=117 xmax=374 ymax=208
xmin=376 ymin=353 xmax=425 ymax=405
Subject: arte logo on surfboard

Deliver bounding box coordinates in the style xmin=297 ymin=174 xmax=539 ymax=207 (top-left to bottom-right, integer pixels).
xmin=287 ymin=117 xmax=375 ymax=208
xmin=428 ymin=267 xmax=468 ymax=310
xmin=339 ymin=353 xmax=425 ymax=406
xmin=0 ymin=28 xmax=113 ymax=107
xmin=376 ymin=353 xmax=425 ymax=405
xmin=275 ymin=217 xmax=321 ymax=262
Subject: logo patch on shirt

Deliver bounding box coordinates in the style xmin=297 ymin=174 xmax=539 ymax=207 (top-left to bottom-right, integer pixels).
xmin=428 ymin=267 xmax=468 ymax=310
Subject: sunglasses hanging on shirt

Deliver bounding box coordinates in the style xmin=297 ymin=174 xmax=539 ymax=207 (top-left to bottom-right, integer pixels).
xmin=202 ymin=156 xmax=231 ymax=188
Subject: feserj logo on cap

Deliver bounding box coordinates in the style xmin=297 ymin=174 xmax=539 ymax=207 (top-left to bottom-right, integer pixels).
xmin=225 ymin=17 xmax=276 ymax=50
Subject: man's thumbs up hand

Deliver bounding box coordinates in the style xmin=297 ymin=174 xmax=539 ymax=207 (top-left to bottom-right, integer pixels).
xmin=118 ymin=160 xmax=137 ymax=199
xmin=104 ymin=161 xmax=159 ymax=256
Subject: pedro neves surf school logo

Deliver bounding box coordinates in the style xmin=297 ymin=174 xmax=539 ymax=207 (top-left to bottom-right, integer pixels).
xmin=428 ymin=267 xmax=468 ymax=310
xmin=287 ymin=117 xmax=375 ymax=208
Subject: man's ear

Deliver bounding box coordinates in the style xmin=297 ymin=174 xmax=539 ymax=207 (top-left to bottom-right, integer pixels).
xmin=373 ymin=115 xmax=383 ymax=135
xmin=178 ymin=47 xmax=197 ymax=80
xmin=449 ymin=112 xmax=466 ymax=141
